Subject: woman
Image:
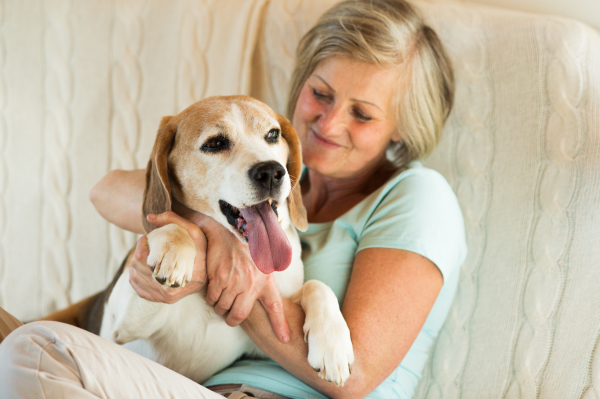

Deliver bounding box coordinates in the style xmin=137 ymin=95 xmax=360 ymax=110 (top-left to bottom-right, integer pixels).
xmin=0 ymin=0 xmax=465 ymax=398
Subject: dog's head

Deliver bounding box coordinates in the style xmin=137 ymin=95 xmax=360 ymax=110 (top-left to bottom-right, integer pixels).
xmin=142 ymin=95 xmax=307 ymax=274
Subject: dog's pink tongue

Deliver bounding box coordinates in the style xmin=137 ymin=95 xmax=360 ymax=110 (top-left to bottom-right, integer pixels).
xmin=239 ymin=201 xmax=292 ymax=274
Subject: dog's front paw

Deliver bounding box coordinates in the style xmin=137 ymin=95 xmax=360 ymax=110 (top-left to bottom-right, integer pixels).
xmin=304 ymin=307 xmax=354 ymax=386
xmin=146 ymin=224 xmax=196 ymax=287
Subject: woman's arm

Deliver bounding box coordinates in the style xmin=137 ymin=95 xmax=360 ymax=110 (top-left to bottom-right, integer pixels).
xmin=90 ymin=169 xmax=146 ymax=234
xmin=89 ymin=169 xmax=220 ymax=234
xmin=241 ymin=248 xmax=443 ymax=399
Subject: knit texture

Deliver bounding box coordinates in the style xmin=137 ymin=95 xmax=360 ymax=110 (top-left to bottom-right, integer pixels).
xmin=1 ymin=0 xmax=599 ymax=396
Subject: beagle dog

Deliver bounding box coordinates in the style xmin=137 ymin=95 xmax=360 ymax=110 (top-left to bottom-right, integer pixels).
xmin=64 ymin=95 xmax=354 ymax=386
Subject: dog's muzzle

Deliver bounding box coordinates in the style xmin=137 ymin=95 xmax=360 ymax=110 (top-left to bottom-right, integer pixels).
xmin=216 ymin=161 xmax=292 ymax=274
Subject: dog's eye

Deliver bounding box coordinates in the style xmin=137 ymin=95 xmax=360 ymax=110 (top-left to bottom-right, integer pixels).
xmin=201 ymin=135 xmax=229 ymax=153
xmin=265 ymin=129 xmax=280 ymax=144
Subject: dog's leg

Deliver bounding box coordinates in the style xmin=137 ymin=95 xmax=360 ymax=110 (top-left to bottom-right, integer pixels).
xmin=101 ymin=224 xmax=196 ymax=344
xmin=290 ymin=280 xmax=354 ymax=387
xmin=101 ymin=272 xmax=169 ymax=345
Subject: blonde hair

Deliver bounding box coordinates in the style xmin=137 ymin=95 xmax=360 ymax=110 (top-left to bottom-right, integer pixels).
xmin=287 ymin=0 xmax=455 ymax=166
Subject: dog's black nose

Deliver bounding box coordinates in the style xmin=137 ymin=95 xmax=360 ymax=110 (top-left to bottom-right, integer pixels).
xmin=249 ymin=161 xmax=286 ymax=192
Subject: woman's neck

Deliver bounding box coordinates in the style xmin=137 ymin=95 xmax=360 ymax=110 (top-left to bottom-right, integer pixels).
xmin=302 ymin=158 xmax=398 ymax=223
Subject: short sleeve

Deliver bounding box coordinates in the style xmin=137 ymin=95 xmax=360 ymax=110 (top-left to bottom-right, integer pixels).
xmin=357 ymin=167 xmax=467 ymax=281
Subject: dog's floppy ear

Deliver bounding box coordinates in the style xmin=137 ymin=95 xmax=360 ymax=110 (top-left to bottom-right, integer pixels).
xmin=142 ymin=116 xmax=177 ymax=234
xmin=277 ymin=114 xmax=308 ymax=232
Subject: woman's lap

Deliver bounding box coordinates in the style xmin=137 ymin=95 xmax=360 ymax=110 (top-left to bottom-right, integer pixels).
xmin=0 ymin=314 xmax=222 ymax=399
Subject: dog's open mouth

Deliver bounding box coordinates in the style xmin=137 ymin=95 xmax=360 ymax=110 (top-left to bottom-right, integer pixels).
xmin=219 ymin=199 xmax=292 ymax=274
xmin=219 ymin=199 xmax=278 ymax=241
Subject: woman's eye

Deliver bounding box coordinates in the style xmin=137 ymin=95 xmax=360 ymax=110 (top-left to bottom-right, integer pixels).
xmin=353 ymin=107 xmax=372 ymax=122
xmin=312 ymin=88 xmax=332 ymax=102
xmin=201 ymin=135 xmax=229 ymax=152
xmin=265 ymin=129 xmax=280 ymax=143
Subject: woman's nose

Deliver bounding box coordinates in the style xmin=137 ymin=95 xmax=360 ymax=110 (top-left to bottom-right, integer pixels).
xmin=317 ymin=105 xmax=346 ymax=136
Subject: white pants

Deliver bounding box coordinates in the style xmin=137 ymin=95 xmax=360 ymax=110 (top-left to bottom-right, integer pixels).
xmin=0 ymin=320 xmax=229 ymax=399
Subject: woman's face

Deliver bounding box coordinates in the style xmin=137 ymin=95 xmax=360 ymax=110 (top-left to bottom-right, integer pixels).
xmin=292 ymin=57 xmax=401 ymax=179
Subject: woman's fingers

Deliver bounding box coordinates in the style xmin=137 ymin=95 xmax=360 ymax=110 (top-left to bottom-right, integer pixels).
xmin=129 ymin=267 xmax=160 ymax=302
xmin=147 ymin=211 xmax=189 ymax=228
xmin=214 ymin=289 xmax=237 ymax=316
xmin=129 ymin=260 xmax=187 ymax=304
xmin=134 ymin=236 xmax=150 ymax=263
xmin=259 ymin=281 xmax=290 ymax=343
xmin=225 ymin=291 xmax=256 ymax=327
xmin=130 ymin=258 xmax=166 ymax=298
xmin=205 ymin=279 xmax=224 ymax=306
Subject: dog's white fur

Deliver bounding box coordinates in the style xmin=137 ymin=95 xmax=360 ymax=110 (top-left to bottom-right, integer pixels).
xmin=98 ymin=96 xmax=354 ymax=386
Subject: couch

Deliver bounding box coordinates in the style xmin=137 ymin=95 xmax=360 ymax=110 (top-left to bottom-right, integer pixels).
xmin=1 ymin=0 xmax=599 ymax=397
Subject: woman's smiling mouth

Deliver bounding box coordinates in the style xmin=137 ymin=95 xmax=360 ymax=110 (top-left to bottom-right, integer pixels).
xmin=311 ymin=128 xmax=342 ymax=149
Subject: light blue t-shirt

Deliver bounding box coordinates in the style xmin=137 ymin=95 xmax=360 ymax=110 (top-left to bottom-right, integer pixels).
xmin=204 ymin=162 xmax=467 ymax=398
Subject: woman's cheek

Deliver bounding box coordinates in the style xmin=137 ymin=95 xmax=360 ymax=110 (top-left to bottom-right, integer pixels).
xmin=296 ymin=87 xmax=325 ymax=124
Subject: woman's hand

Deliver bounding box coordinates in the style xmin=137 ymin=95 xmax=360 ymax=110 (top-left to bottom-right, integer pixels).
xmin=128 ymin=212 xmax=208 ymax=304
xmin=130 ymin=208 xmax=290 ymax=343
xmin=201 ymin=216 xmax=290 ymax=343
xmin=163 ymin=210 xmax=290 ymax=343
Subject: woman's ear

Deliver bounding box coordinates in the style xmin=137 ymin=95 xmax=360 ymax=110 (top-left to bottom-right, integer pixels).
xmin=277 ymin=114 xmax=308 ymax=231
xmin=391 ymin=130 xmax=403 ymax=142
xmin=142 ymin=115 xmax=177 ymax=234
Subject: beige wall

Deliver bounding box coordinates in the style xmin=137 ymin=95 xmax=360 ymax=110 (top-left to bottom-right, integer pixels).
xmin=451 ymin=0 xmax=600 ymax=30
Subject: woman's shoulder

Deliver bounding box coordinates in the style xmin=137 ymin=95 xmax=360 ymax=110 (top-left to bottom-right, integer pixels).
xmin=356 ymin=161 xmax=467 ymax=279
xmin=389 ymin=160 xmax=450 ymax=188
xmin=366 ymin=161 xmax=459 ymax=214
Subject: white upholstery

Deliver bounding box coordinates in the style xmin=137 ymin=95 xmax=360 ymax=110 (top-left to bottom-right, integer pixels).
xmin=1 ymin=0 xmax=599 ymax=397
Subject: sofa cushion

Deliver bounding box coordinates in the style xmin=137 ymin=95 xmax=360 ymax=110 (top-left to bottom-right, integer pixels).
xmin=1 ymin=0 xmax=599 ymax=397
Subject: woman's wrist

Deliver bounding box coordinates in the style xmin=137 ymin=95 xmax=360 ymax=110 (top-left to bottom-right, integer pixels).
xmin=171 ymin=199 xmax=217 ymax=233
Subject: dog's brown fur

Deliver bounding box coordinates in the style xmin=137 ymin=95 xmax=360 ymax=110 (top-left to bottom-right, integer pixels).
xmin=42 ymin=249 xmax=134 ymax=331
